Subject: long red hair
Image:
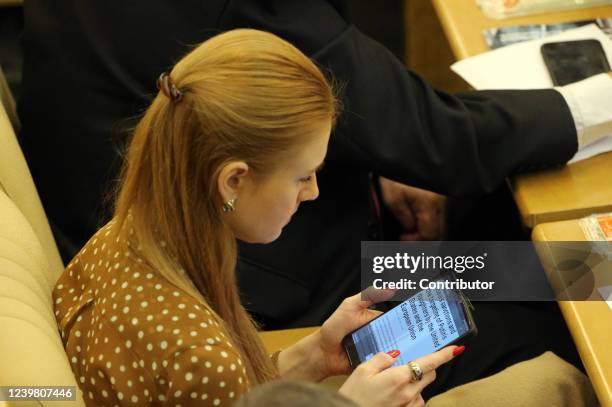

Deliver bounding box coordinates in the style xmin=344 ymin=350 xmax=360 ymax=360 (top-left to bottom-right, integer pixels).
xmin=113 ymin=29 xmax=339 ymax=384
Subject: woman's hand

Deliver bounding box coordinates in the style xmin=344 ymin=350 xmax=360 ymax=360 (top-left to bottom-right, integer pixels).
xmin=339 ymin=346 xmax=458 ymax=407
xmin=277 ymin=288 xmax=395 ymax=381
xmin=317 ymin=288 xmax=397 ymax=377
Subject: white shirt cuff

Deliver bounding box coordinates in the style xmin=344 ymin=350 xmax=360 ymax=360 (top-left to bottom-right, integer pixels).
xmin=554 ymin=73 xmax=612 ymax=150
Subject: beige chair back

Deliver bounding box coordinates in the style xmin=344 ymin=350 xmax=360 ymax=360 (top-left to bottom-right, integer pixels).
xmin=0 ymin=85 xmax=85 ymax=406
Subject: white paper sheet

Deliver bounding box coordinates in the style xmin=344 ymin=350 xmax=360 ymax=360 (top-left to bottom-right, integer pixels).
xmin=451 ymin=24 xmax=612 ymax=164
xmin=451 ymin=24 xmax=612 ymax=89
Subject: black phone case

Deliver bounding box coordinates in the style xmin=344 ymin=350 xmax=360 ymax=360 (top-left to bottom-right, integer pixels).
xmin=342 ymin=283 xmax=478 ymax=368
xmin=541 ymin=39 xmax=611 ymax=86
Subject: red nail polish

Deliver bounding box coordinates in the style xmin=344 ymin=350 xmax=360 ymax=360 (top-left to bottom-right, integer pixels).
xmin=453 ymin=346 xmax=465 ymax=357
xmin=387 ymin=350 xmax=401 ymax=358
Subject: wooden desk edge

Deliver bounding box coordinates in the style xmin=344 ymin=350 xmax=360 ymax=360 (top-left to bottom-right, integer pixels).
xmin=518 ymin=196 xmax=612 ymax=229
xmin=514 ymin=184 xmax=537 ymax=228
xmin=532 ymin=223 xmax=612 ymax=407
xmin=558 ymin=301 xmax=612 ymax=407
xmin=431 ymin=0 xmax=470 ymax=60
xmin=259 ymin=326 xmax=319 ymax=353
xmin=0 ymin=0 xmax=22 ymax=6
xmin=531 ymin=224 xmax=547 ymax=241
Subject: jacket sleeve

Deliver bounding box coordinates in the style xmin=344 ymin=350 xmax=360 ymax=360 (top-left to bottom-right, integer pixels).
xmin=219 ymin=0 xmax=577 ymax=197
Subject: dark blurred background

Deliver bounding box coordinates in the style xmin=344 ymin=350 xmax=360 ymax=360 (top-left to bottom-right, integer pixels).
xmin=2 ymin=0 xmax=411 ymax=101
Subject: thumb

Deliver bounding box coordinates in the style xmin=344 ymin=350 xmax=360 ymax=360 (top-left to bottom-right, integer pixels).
xmin=358 ymin=351 xmax=398 ymax=376
xmin=360 ymin=286 xmax=397 ymax=306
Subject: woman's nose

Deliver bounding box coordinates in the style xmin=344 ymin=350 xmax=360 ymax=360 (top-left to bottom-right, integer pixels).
xmin=302 ymin=175 xmax=319 ymax=202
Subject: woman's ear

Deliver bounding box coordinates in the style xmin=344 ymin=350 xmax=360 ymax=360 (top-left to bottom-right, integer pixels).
xmin=217 ymin=161 xmax=250 ymax=204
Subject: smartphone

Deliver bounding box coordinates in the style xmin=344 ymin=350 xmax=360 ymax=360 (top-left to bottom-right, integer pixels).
xmin=343 ymin=277 xmax=477 ymax=368
xmin=541 ymin=39 xmax=611 ymax=86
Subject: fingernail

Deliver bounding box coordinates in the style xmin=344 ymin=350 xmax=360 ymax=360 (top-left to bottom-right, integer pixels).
xmin=453 ymin=346 xmax=465 ymax=357
xmin=387 ymin=350 xmax=401 ymax=358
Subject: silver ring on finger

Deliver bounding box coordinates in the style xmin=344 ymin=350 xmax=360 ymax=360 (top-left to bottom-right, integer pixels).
xmin=409 ymin=361 xmax=423 ymax=382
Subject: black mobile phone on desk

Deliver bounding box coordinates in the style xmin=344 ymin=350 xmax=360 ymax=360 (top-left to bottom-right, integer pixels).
xmin=342 ymin=277 xmax=477 ymax=368
xmin=541 ymin=39 xmax=611 ymax=86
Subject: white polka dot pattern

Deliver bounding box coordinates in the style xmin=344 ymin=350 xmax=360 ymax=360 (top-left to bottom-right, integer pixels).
xmin=53 ymin=220 xmax=250 ymax=406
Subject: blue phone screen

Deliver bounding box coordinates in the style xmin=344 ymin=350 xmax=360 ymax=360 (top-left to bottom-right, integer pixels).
xmin=351 ymin=287 xmax=470 ymax=365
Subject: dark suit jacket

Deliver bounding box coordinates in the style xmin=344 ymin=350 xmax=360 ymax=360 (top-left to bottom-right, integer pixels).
xmin=19 ymin=0 xmax=577 ymax=329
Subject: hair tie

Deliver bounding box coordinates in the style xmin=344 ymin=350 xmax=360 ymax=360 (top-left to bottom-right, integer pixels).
xmin=156 ymin=72 xmax=183 ymax=102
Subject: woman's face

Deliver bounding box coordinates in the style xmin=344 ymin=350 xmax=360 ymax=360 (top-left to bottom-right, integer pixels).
xmin=224 ymin=119 xmax=331 ymax=243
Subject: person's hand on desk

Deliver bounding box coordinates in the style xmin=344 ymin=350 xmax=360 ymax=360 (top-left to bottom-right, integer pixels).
xmin=379 ymin=177 xmax=447 ymax=240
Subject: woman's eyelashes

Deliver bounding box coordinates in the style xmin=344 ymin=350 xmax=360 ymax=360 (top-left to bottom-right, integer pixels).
xmin=299 ymin=174 xmax=313 ymax=183
xmin=299 ymin=163 xmax=324 ymax=183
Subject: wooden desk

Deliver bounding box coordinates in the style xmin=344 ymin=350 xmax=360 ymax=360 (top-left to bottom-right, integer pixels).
xmin=533 ymin=220 xmax=612 ymax=407
xmin=431 ymin=0 xmax=612 ymax=228
xmin=512 ymin=152 xmax=612 ymax=227
xmin=259 ymin=327 xmax=347 ymax=389
xmin=259 ymin=327 xmax=319 ymax=354
xmin=431 ymin=1 xmax=612 ymax=60
xmin=0 ymin=0 xmax=22 ymax=7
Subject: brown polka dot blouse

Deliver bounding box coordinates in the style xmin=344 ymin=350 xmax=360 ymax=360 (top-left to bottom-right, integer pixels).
xmin=53 ymin=220 xmax=250 ymax=406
